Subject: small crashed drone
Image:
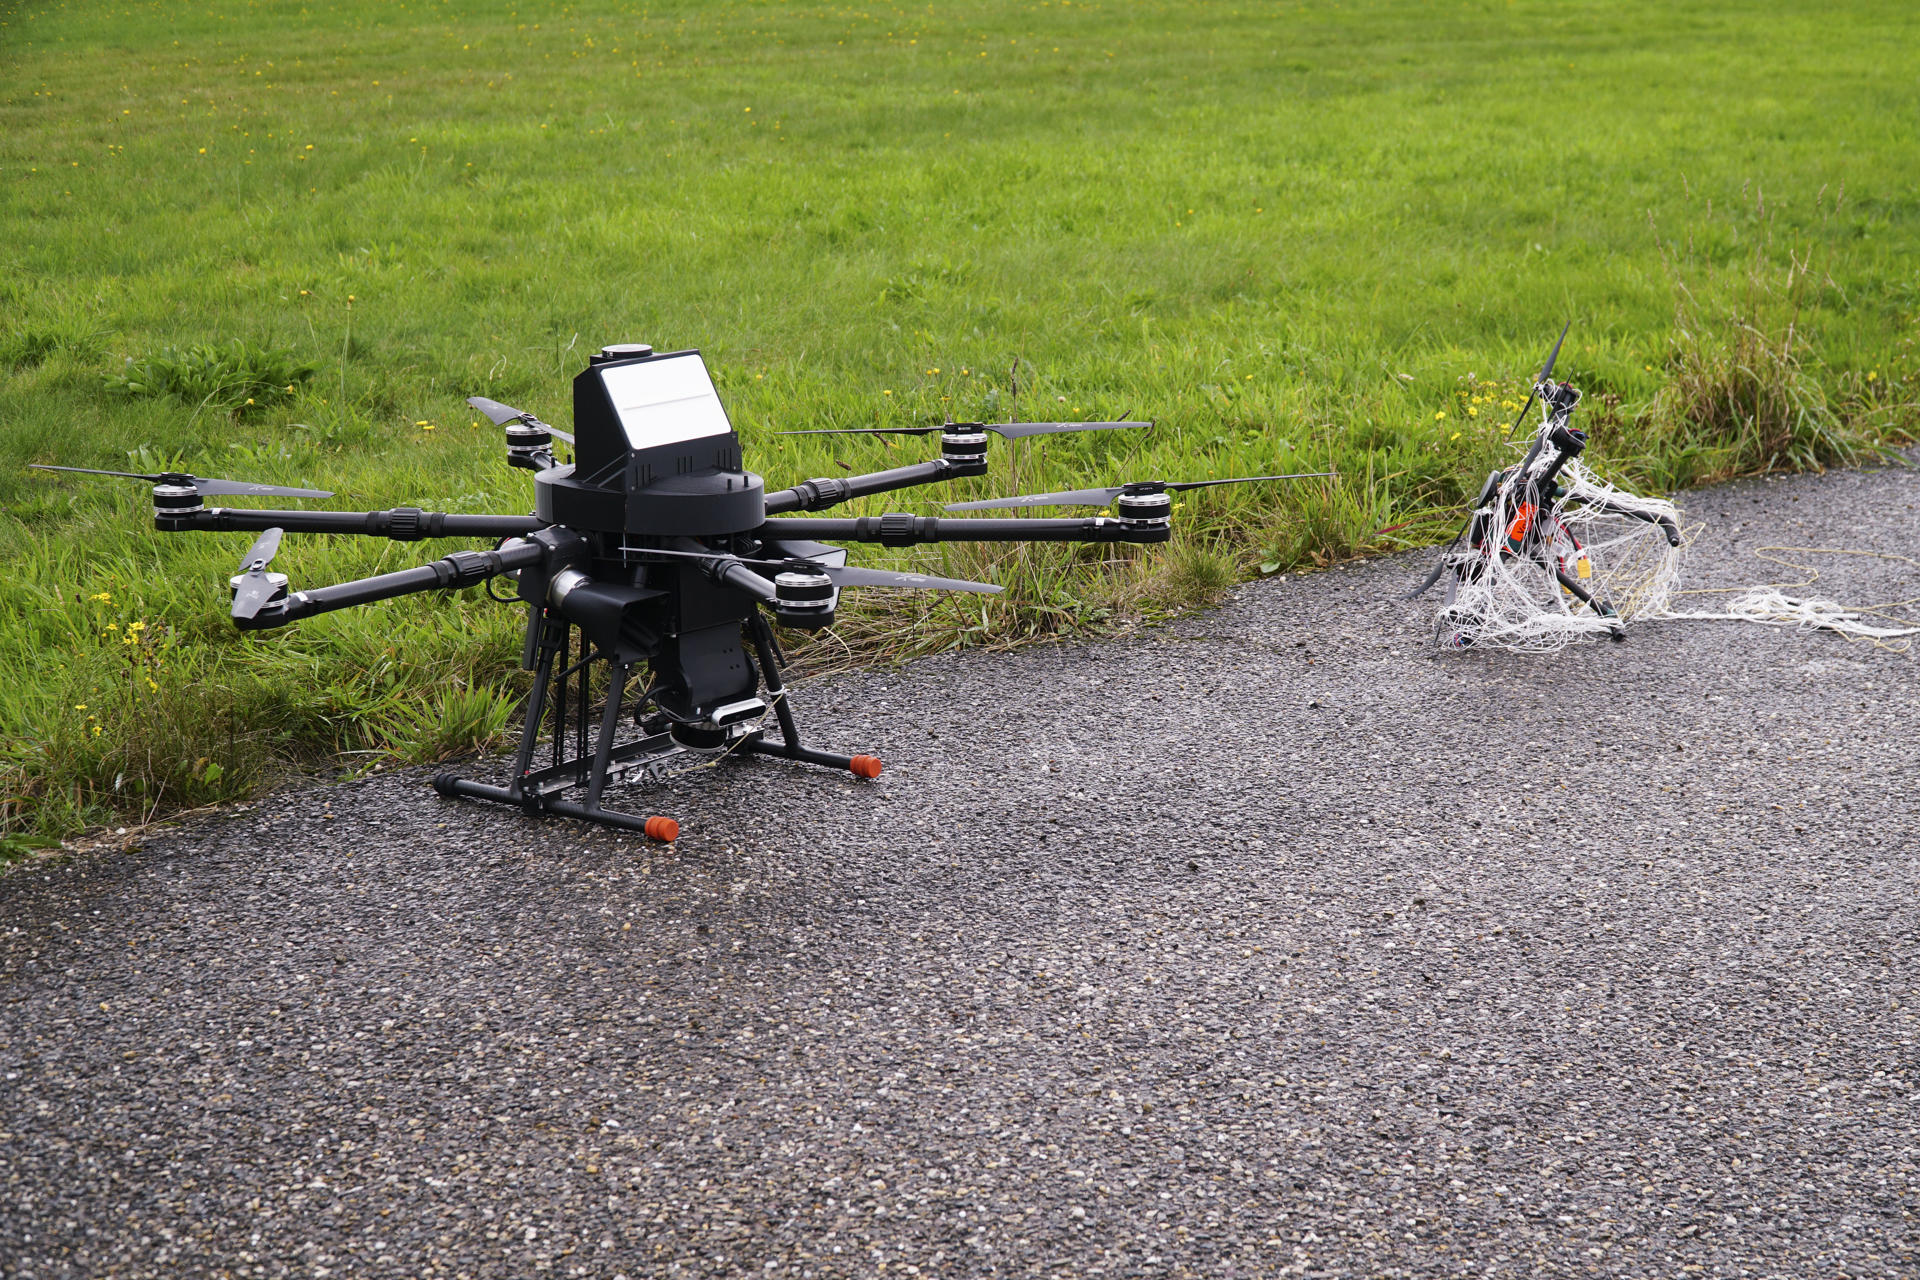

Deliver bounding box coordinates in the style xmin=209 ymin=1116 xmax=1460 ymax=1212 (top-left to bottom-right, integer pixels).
xmin=35 ymin=343 xmax=1327 ymax=839
xmin=1409 ymin=325 xmax=1684 ymax=652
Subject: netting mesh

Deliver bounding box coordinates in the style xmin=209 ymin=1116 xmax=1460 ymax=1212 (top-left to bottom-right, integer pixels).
xmin=1431 ymin=450 xmax=1683 ymax=653
xmin=1423 ymin=418 xmax=1917 ymax=652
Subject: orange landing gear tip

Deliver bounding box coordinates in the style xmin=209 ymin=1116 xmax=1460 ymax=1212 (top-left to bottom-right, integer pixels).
xmin=849 ymin=755 xmax=883 ymax=779
xmin=643 ymin=815 xmax=679 ymax=842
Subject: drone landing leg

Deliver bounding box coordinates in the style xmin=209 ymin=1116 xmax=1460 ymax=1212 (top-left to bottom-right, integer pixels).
xmin=738 ymin=613 xmax=883 ymax=779
xmin=433 ymin=617 xmax=680 ymax=841
xmin=1553 ymin=566 xmax=1626 ymax=641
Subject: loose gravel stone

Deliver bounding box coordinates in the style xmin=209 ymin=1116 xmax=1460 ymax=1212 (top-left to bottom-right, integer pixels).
xmin=2 ymin=459 xmax=1916 ymax=1279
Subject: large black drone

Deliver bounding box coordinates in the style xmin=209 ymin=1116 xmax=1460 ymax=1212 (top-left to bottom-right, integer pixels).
xmin=36 ymin=344 xmax=1325 ymax=838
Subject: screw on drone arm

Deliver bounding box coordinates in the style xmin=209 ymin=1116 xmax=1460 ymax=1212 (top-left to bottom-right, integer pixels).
xmin=234 ymin=539 xmax=548 ymax=630
xmin=176 ymin=505 xmax=548 ymax=540
xmin=761 ymin=513 xmax=1172 ymax=547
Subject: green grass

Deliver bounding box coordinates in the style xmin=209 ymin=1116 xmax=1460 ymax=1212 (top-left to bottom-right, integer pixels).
xmin=3 ymin=0 xmax=1917 ymax=852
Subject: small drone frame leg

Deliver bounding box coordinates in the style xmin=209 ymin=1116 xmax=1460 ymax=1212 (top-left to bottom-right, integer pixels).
xmin=1552 ymin=565 xmax=1626 ymax=641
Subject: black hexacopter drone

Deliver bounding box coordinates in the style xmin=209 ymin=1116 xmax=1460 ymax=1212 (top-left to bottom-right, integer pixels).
xmin=35 ymin=344 xmax=1326 ymax=839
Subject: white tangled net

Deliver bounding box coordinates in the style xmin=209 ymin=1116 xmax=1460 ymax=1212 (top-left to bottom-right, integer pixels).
xmin=1428 ymin=425 xmax=1919 ymax=654
xmin=1431 ymin=451 xmax=1684 ymax=653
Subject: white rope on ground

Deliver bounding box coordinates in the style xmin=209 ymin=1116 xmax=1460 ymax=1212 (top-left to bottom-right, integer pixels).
xmin=1644 ymin=546 xmax=1920 ymax=650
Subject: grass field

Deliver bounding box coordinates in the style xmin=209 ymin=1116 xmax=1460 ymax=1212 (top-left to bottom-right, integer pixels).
xmin=3 ymin=0 xmax=1916 ymax=852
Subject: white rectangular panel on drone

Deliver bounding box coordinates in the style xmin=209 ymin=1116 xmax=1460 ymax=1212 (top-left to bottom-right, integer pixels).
xmin=599 ymin=354 xmax=733 ymax=451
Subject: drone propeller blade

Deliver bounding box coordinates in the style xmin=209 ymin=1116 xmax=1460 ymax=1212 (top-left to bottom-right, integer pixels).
xmin=1537 ymin=319 xmax=1572 ymax=384
xmin=236 ymin=527 xmax=283 ymax=574
xmin=29 ymin=463 xmax=333 ymax=499
xmin=1503 ymin=389 xmax=1538 ymax=442
xmin=1166 ymin=471 xmax=1337 ymax=492
xmin=1506 ymin=321 xmax=1571 ymax=441
xmin=944 ymin=485 xmax=1126 ymax=511
xmin=774 ymin=421 xmax=1149 ymax=440
xmin=230 ymin=525 xmax=287 ymax=621
xmin=773 ymin=426 xmax=941 ymax=437
xmin=191 ymin=477 xmax=335 ymax=498
xmin=1405 ymin=557 xmax=1451 ymax=601
xmin=467 ymin=396 xmax=573 ymax=443
xmin=466 ymin=395 xmax=526 ymax=425
xmin=945 ymin=472 xmax=1335 ymax=512
xmin=979 ymin=420 xmax=1150 ymax=440
xmin=30 ymin=464 xmax=163 ymax=482
xmin=628 ymin=545 xmax=998 ymax=593
xmin=230 ymin=575 xmax=281 ymax=620
xmin=1405 ymin=513 xmax=1476 ymax=599
xmin=824 ymin=565 xmax=1001 ymax=593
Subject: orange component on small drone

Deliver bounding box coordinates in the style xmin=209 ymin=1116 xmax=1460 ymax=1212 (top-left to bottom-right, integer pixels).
xmin=1504 ymin=502 xmax=1537 ymax=549
xmin=643 ymin=815 xmax=679 ymax=842
xmin=849 ymin=755 xmax=883 ymax=779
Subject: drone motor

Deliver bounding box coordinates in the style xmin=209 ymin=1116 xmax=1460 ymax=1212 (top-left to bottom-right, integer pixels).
xmin=772 ymin=562 xmax=838 ymax=629
xmin=1114 ymin=485 xmax=1174 ymax=529
xmin=937 ymin=426 xmax=992 ymax=474
xmin=153 ymin=480 xmax=204 ymax=522
xmin=228 ymin=570 xmax=288 ymax=606
xmin=504 ymin=421 xmax=554 ymax=471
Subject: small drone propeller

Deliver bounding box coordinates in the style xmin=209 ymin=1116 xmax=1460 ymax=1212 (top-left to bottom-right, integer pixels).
xmin=230 ymin=527 xmax=286 ymax=620
xmin=465 ymin=396 xmax=575 ymax=444
xmin=28 ymin=464 xmax=333 ymax=499
xmin=634 ymin=545 xmax=1002 ymax=593
xmin=776 ymin=420 xmax=1150 ymax=441
xmin=1504 ymin=320 xmax=1572 ymax=441
xmin=943 ymin=472 xmax=1335 ymax=512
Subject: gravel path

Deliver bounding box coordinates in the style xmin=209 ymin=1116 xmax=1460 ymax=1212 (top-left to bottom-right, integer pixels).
xmin=3 ymin=460 xmax=1917 ymax=1279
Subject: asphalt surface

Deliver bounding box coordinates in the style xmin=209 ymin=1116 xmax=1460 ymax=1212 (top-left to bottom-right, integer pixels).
xmin=3 ymin=459 xmax=1917 ymax=1279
